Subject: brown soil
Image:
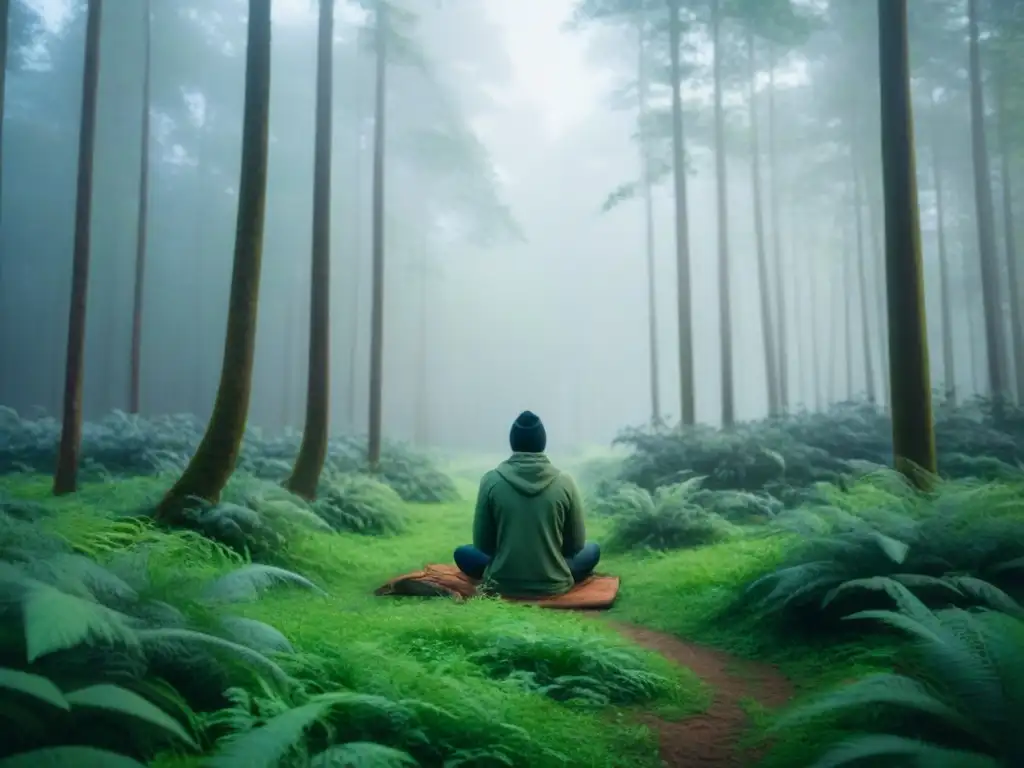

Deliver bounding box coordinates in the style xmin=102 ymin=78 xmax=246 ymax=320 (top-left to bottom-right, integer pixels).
xmin=611 ymin=623 xmax=794 ymax=767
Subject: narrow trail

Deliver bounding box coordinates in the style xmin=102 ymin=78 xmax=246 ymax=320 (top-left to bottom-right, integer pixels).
xmin=610 ymin=622 xmax=794 ymax=768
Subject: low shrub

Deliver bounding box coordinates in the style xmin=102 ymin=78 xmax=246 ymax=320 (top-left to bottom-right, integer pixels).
xmin=598 ymin=480 xmax=736 ymax=552
xmin=314 ymin=474 xmax=407 ymax=536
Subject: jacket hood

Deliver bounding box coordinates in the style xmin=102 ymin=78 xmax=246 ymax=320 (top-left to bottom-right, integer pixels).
xmin=495 ymin=453 xmax=560 ymax=497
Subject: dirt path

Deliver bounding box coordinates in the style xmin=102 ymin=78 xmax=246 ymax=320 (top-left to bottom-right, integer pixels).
xmin=611 ymin=623 xmax=793 ymax=767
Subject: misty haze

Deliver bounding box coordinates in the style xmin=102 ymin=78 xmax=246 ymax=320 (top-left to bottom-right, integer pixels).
xmin=0 ymin=1 xmax=1023 ymax=766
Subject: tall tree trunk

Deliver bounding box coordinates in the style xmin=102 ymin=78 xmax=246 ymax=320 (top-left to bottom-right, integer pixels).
xmin=367 ymin=1 xmax=388 ymax=469
xmin=864 ymin=174 xmax=890 ymax=407
xmin=852 ymin=148 xmax=877 ymax=402
xmin=154 ymin=0 xmax=272 ymax=520
xmin=746 ymin=28 xmax=779 ymax=417
xmin=967 ymin=0 xmax=1007 ymax=408
xmin=768 ymin=49 xmax=789 ymax=412
xmin=129 ymin=0 xmax=152 ymax=415
xmin=346 ymin=119 xmax=364 ymax=432
xmin=53 ymin=0 xmax=103 ymax=496
xmin=286 ymin=0 xmax=334 ymax=499
xmin=827 ymin=243 xmax=839 ymax=404
xmin=711 ymin=0 xmax=734 ymax=426
xmin=842 ymin=210 xmax=854 ymax=399
xmin=788 ymin=206 xmax=806 ymax=407
xmin=637 ymin=15 xmax=660 ymax=426
xmin=930 ymin=95 xmax=956 ymax=403
xmin=877 ymin=0 xmax=937 ymax=479
xmin=809 ymin=220 xmax=823 ymax=411
xmin=414 ymin=247 xmax=429 ymax=446
xmin=668 ymin=0 xmax=695 ymax=426
xmin=0 ymin=0 xmax=9 ymax=226
xmin=996 ymin=60 xmax=1024 ymax=403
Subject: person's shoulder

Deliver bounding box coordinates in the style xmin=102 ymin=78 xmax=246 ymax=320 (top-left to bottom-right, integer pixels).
xmin=553 ymin=469 xmax=580 ymax=493
xmin=478 ymin=468 xmax=501 ymax=489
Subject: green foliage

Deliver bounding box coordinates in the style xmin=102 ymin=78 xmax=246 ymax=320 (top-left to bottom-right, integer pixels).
xmin=740 ymin=475 xmax=1024 ymax=630
xmin=0 ymin=410 xmax=459 ymax=504
xmin=314 ymin=474 xmax=407 ymax=536
xmin=769 ymin=578 xmax=1024 ymax=767
xmin=597 ymin=479 xmax=737 ymax=552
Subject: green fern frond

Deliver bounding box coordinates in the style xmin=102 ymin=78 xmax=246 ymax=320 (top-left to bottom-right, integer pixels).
xmin=944 ymin=576 xmax=1024 ymax=618
xmin=201 ymin=565 xmax=327 ymax=603
xmin=0 ymin=746 xmax=149 ymax=767
xmin=820 ymin=574 xmax=962 ymax=610
xmin=218 ymin=617 xmax=295 ymax=654
xmin=309 ymin=742 xmax=418 ymax=767
xmin=808 ymin=734 xmax=999 ymax=768
xmin=0 ymin=667 xmax=68 ymax=711
xmin=138 ymin=629 xmax=292 ymax=689
xmin=64 ymin=683 xmax=198 ymax=749
xmin=20 ymin=579 xmax=139 ymax=662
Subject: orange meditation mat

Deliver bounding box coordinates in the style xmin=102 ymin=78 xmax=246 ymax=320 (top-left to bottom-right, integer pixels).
xmin=374 ymin=564 xmax=620 ymax=610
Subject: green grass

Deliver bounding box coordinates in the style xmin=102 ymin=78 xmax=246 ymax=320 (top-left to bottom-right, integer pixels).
xmin=0 ymin=471 xmax=917 ymax=766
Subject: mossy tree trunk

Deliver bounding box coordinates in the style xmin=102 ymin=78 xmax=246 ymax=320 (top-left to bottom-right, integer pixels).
xmin=129 ymin=0 xmax=152 ymax=415
xmin=967 ymin=0 xmax=1008 ymax=410
xmin=367 ymin=0 xmax=388 ymax=470
xmin=876 ymin=0 xmax=937 ymax=480
xmin=747 ymin=28 xmax=780 ymax=417
xmin=929 ymin=94 xmax=957 ymax=404
xmin=711 ymin=0 xmax=734 ymax=427
xmin=285 ymin=0 xmax=334 ymax=499
xmin=668 ymin=0 xmax=695 ymax=427
xmin=53 ymin=0 xmax=103 ymax=496
xmin=637 ymin=13 xmax=661 ymax=427
xmin=154 ymin=0 xmax=273 ymax=521
xmin=996 ymin=60 xmax=1024 ymax=403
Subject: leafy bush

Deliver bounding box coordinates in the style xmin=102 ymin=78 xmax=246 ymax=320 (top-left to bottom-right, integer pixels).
xmin=613 ymin=397 xmax=1024 ymax=500
xmin=598 ymin=480 xmax=736 ymax=552
xmin=0 ymin=408 xmax=459 ymax=504
xmin=771 ymin=578 xmax=1024 ymax=767
xmin=314 ymin=474 xmax=407 ymax=536
xmin=0 ymin=509 xmax=327 ymax=762
xmin=740 ymin=475 xmax=1024 ymax=629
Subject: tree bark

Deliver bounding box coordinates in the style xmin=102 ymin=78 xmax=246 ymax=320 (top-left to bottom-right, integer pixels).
xmin=668 ymin=0 xmax=695 ymax=426
xmin=711 ymin=0 xmax=734 ymax=427
xmin=768 ymin=48 xmax=789 ymax=412
xmin=842 ymin=208 xmax=854 ymax=399
xmin=967 ymin=0 xmax=1008 ymax=408
xmin=154 ymin=0 xmax=273 ymax=520
xmin=746 ymin=28 xmax=780 ymax=417
xmin=929 ymin=94 xmax=956 ymax=403
xmin=367 ymin=0 xmax=388 ymax=469
xmin=852 ymin=146 xmax=877 ymax=402
xmin=996 ymin=58 xmax=1024 ymax=403
xmin=0 ymin=0 xmax=10 ymax=226
xmin=286 ymin=0 xmax=334 ymax=499
xmin=129 ymin=0 xmax=152 ymax=415
xmin=877 ymin=0 xmax=937 ymax=480
xmin=637 ymin=14 xmax=661 ymax=426
xmin=53 ymin=0 xmax=103 ymax=496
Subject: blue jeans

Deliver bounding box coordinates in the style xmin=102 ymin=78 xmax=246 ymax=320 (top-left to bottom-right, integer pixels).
xmin=454 ymin=542 xmax=601 ymax=583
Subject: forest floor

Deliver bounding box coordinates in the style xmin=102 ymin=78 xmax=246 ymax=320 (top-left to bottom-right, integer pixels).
xmin=2 ymin=472 xmax=895 ymax=767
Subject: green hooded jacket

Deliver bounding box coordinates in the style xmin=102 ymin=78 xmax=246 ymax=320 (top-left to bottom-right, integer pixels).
xmin=472 ymin=452 xmax=587 ymax=597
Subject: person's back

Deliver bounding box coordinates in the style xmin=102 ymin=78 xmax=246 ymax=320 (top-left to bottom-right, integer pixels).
xmin=453 ymin=411 xmax=600 ymax=597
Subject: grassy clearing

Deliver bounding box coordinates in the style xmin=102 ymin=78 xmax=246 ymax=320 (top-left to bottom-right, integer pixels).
xmin=1 ymin=473 xmax=712 ymax=767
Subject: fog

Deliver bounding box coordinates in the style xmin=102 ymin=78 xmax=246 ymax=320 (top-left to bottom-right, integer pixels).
xmin=0 ymin=0 xmax=1009 ymax=456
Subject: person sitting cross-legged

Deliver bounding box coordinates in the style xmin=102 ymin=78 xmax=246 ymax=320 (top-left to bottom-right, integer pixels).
xmin=453 ymin=410 xmax=601 ymax=597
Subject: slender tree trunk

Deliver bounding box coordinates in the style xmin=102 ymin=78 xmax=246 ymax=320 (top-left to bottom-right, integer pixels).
xmin=746 ymin=28 xmax=779 ymax=417
xmin=842 ymin=206 xmax=854 ymax=399
xmin=668 ymin=0 xmax=695 ymax=426
xmin=414 ymin=248 xmax=429 ymax=446
xmin=367 ymin=1 xmax=387 ymax=469
xmin=53 ymin=0 xmax=103 ymax=496
xmin=852 ymin=147 xmax=877 ymax=402
xmin=768 ymin=49 xmax=789 ymax=413
xmin=286 ymin=0 xmax=334 ymax=499
xmin=711 ymin=0 xmax=734 ymax=426
xmin=996 ymin=61 xmax=1024 ymax=403
xmin=0 ymin=0 xmax=9 ymax=226
xmin=346 ymin=119 xmax=363 ymax=432
xmin=827 ymin=241 xmax=839 ymax=404
xmin=789 ymin=205 xmax=806 ymax=408
xmin=810 ymin=220 xmax=823 ymax=411
xmin=637 ymin=15 xmax=660 ymax=426
xmin=864 ymin=173 xmax=890 ymax=407
xmin=154 ymin=0 xmax=273 ymax=520
xmin=877 ymin=0 xmax=937 ymax=479
xmin=129 ymin=0 xmax=152 ymax=415
xmin=967 ymin=0 xmax=1007 ymax=408
xmin=930 ymin=95 xmax=956 ymax=403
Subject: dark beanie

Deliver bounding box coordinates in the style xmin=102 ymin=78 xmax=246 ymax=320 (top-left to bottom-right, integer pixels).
xmin=509 ymin=410 xmax=547 ymax=453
